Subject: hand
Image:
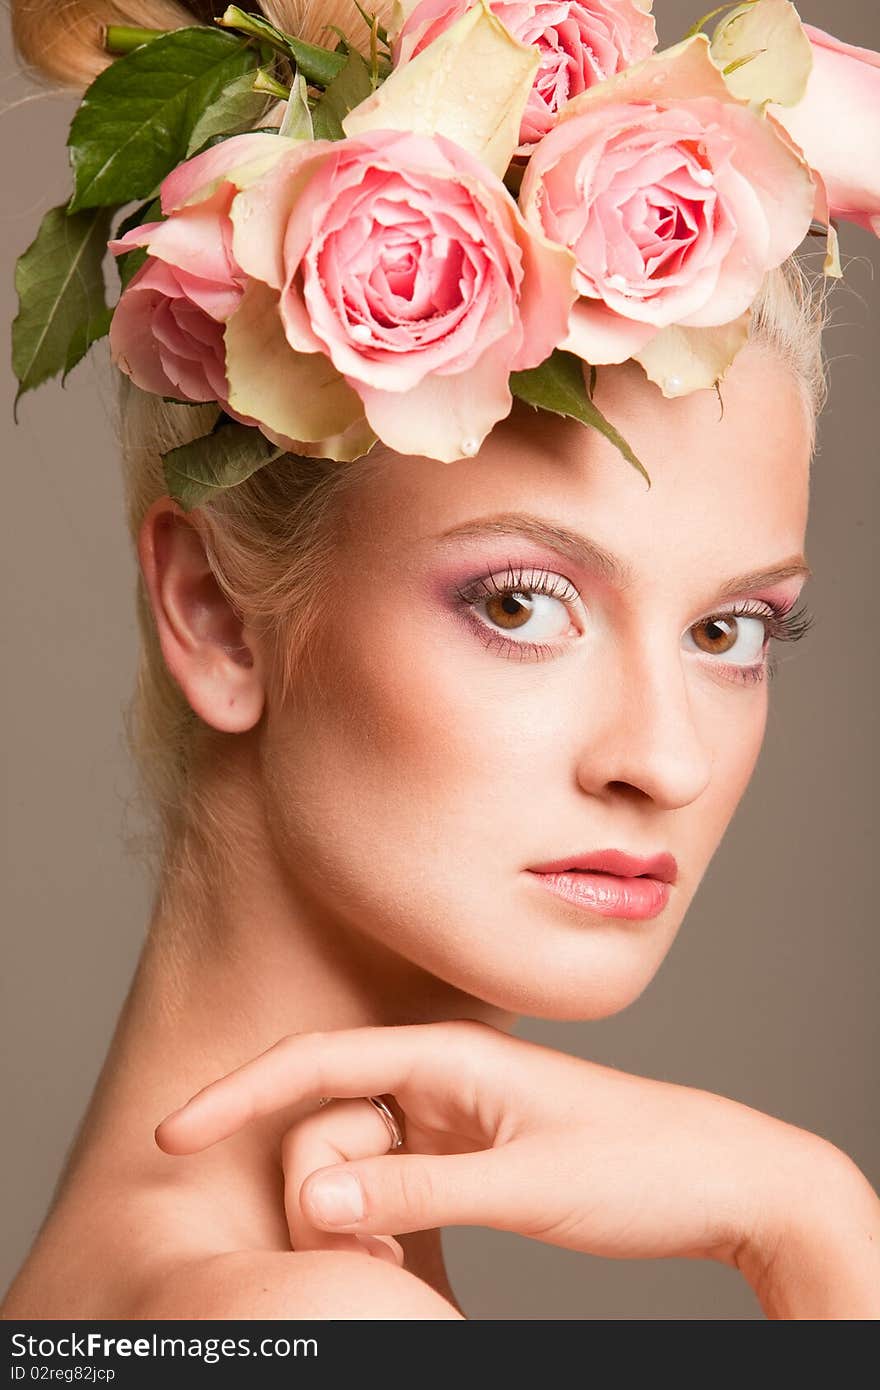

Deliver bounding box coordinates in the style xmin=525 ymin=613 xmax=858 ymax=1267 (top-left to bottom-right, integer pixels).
xmin=153 ymin=1019 xmax=841 ymax=1289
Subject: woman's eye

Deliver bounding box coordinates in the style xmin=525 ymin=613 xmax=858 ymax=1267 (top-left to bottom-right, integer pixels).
xmin=683 ymin=612 xmax=767 ymax=665
xmin=460 ymin=574 xmax=778 ymax=672
xmin=472 ymin=589 xmax=574 ymax=643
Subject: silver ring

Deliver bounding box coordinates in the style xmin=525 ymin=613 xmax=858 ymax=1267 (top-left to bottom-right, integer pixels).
xmin=315 ymin=1094 xmax=404 ymax=1149
xmin=366 ymin=1095 xmax=405 ymax=1149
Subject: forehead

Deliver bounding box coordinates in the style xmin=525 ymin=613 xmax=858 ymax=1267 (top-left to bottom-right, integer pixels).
xmin=343 ymin=344 xmax=811 ymax=592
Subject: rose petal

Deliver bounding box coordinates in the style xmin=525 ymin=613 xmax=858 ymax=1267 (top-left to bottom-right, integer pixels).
xmin=132 ymin=186 xmax=237 ymax=284
xmin=109 ymin=287 xmax=183 ymax=397
xmin=224 ymin=280 xmax=368 ymax=443
xmin=353 ymin=340 xmax=516 ymax=461
xmin=811 ymin=171 xmax=843 ymax=278
xmin=258 ymin=414 xmax=378 ymax=464
xmin=711 ymin=0 xmax=813 ymax=107
xmin=768 ymin=22 xmax=880 ymax=232
xmin=108 ymin=220 xmax=164 ymax=256
xmin=632 ymin=310 xmax=751 ymax=395
xmin=342 ymin=0 xmax=540 ymax=178
xmin=561 ymin=297 xmax=658 ymax=363
xmin=160 ymin=132 xmax=293 ymax=213
xmin=508 ymin=209 xmax=578 ymax=370
xmin=231 ymin=142 xmax=333 ymax=307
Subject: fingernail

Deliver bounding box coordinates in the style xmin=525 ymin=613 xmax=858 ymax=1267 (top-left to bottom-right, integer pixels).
xmin=308 ymin=1172 xmax=364 ymax=1226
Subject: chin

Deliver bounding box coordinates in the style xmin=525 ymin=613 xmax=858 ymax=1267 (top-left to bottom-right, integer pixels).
xmin=402 ymin=911 xmax=673 ymax=1023
xmin=469 ymin=965 xmax=662 ymax=1023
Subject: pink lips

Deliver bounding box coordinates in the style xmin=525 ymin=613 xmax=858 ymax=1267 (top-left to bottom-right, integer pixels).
xmin=525 ymin=847 xmax=677 ymax=921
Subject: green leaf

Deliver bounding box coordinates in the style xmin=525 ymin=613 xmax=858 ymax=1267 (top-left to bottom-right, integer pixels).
xmin=510 ymin=350 xmax=651 ymax=486
xmin=312 ymin=49 xmax=374 ymax=141
xmin=67 ymin=27 xmax=259 ymax=212
xmin=279 ymin=73 xmax=314 ymax=141
xmin=162 ymin=416 xmax=285 ymax=511
xmin=280 ymin=36 xmax=348 ymax=87
xmin=12 ymin=205 xmax=114 ymax=410
xmin=217 ymin=6 xmax=346 ymax=87
xmin=322 ymin=25 xmax=354 ymax=54
xmin=63 ymin=306 xmax=114 ymax=382
xmin=185 ymin=70 xmax=274 ymax=155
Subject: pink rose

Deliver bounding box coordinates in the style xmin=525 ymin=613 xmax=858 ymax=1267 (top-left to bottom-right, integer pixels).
xmin=227 ymin=128 xmax=576 ymax=461
xmin=519 ymin=36 xmax=816 ymax=367
xmin=393 ymin=0 xmax=657 ymax=152
xmin=108 ymin=133 xmax=286 ymax=404
xmin=768 ymin=23 xmax=880 ymax=236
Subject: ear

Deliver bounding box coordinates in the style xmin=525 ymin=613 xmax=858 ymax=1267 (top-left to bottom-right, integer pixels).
xmin=138 ymin=498 xmax=265 ymax=733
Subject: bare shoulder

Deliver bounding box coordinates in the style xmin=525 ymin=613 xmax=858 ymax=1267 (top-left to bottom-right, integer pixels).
xmin=132 ymin=1249 xmax=466 ymax=1321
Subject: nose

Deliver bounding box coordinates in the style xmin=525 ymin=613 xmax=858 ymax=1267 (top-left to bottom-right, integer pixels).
xmin=574 ymin=634 xmax=714 ymax=811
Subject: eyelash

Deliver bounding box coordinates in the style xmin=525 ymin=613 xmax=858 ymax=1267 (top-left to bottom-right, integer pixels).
xmin=454 ymin=562 xmax=815 ymax=685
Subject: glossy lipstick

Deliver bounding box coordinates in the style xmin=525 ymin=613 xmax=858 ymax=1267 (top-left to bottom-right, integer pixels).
xmin=525 ymin=848 xmax=677 ymax=921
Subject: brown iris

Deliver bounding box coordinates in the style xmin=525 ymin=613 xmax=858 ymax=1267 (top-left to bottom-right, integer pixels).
xmin=485 ymin=592 xmax=535 ymax=630
xmin=691 ymin=615 xmax=739 ymax=655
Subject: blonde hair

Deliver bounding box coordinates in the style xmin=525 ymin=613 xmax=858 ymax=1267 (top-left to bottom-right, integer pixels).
xmin=12 ymin=0 xmax=829 ymax=934
xmin=11 ymin=0 xmax=374 ymax=84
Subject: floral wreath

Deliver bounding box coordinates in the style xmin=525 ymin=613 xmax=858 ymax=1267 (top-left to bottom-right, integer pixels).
xmin=10 ymin=1 xmax=880 ymax=505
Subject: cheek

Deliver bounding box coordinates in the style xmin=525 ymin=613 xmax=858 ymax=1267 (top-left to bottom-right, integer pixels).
xmin=280 ymin=593 xmax=554 ymax=816
xmin=260 ymin=579 xmax=585 ymax=909
xmin=258 ymin=592 xmax=564 ymax=977
xmin=695 ymin=682 xmax=769 ymax=853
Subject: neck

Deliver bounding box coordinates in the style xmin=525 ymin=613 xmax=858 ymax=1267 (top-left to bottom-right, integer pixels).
xmin=87 ymin=740 xmax=516 ymax=1309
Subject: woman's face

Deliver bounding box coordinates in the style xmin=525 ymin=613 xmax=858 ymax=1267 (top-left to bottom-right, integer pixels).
xmin=256 ymin=344 xmax=812 ymax=1019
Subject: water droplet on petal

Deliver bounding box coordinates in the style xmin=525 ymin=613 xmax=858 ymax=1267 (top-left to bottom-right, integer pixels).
xmin=665 ymin=375 xmax=683 ymax=394
xmin=651 ymin=72 xmax=668 ymax=86
xmin=350 ymin=323 xmax=372 ymax=344
xmin=460 ymin=437 xmax=480 ymax=456
xmin=693 ymin=167 xmax=714 ymax=187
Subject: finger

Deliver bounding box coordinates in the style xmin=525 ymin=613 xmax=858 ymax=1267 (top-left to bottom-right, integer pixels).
xmin=352 ymin=1234 xmax=404 ymax=1265
xmin=299 ymin=1148 xmax=537 ymax=1238
xmin=155 ymin=1020 xmax=503 ymax=1153
xmin=282 ymin=1098 xmax=405 ymax=1267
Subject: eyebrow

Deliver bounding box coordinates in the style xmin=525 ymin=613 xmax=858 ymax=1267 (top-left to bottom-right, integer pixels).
xmin=435 ymin=512 xmax=812 ymax=597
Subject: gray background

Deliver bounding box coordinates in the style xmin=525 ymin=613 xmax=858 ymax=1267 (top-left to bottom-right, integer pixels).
xmin=2 ymin=1 xmax=877 ymax=1319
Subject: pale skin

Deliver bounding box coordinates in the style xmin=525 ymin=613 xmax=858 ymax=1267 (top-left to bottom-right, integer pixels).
xmin=3 ymin=344 xmax=879 ymax=1319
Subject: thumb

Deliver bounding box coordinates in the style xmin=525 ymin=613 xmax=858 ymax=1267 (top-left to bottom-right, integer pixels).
xmin=299 ymin=1150 xmax=527 ymax=1237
